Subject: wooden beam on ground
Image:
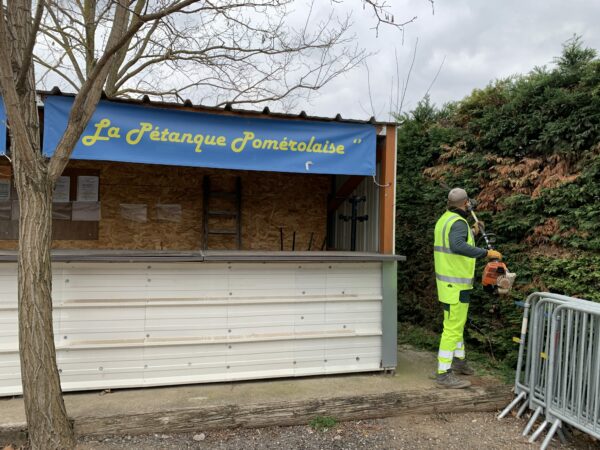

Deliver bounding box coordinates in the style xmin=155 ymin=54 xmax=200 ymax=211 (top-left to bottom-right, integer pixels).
xmin=69 ymin=384 xmax=511 ymax=437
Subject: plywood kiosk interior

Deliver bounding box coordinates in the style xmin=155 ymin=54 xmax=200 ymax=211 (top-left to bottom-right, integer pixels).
xmin=0 ymin=92 xmax=403 ymax=396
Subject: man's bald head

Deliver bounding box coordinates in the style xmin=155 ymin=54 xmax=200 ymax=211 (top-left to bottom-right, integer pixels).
xmin=447 ymin=188 xmax=469 ymax=210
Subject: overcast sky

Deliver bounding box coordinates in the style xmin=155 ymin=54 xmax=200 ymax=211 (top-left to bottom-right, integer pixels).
xmin=300 ymin=0 xmax=600 ymax=121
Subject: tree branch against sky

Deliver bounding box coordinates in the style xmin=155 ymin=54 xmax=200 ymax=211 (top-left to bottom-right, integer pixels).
xmin=36 ymin=0 xmax=420 ymax=108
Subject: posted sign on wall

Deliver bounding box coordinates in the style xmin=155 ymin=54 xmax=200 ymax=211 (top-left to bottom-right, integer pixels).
xmin=43 ymin=96 xmax=376 ymax=176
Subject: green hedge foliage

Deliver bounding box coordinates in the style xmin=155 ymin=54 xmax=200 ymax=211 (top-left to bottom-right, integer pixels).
xmin=396 ymin=38 xmax=600 ymax=363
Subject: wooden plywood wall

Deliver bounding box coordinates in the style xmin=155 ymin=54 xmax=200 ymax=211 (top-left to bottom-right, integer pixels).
xmin=0 ymin=161 xmax=330 ymax=251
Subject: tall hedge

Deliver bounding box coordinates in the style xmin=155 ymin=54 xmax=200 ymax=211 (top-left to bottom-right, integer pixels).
xmin=396 ymin=38 xmax=600 ymax=365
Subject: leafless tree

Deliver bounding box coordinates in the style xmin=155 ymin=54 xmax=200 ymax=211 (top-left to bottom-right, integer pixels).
xmin=0 ymin=1 xmax=418 ymax=448
xmin=360 ymin=38 xmax=418 ymax=121
xmin=36 ymin=0 xmax=417 ymax=106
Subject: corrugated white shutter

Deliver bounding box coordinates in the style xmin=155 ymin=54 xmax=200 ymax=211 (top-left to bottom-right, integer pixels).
xmin=0 ymin=261 xmax=383 ymax=396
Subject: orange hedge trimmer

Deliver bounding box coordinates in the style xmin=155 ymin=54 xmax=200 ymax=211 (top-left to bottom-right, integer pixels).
xmin=468 ymin=201 xmax=516 ymax=295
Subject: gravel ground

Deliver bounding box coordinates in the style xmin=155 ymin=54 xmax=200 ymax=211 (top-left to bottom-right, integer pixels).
xmin=76 ymin=411 xmax=599 ymax=450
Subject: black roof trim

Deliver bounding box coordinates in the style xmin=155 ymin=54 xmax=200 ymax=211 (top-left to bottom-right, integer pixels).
xmin=39 ymin=88 xmax=397 ymax=127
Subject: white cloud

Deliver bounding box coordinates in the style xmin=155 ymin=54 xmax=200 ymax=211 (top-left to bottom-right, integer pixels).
xmin=298 ymin=0 xmax=600 ymax=120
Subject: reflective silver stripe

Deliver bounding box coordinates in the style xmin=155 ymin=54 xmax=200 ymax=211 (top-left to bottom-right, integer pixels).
xmin=434 ymin=245 xmax=455 ymax=254
xmin=438 ymin=361 xmax=452 ymax=371
xmin=441 ymin=214 xmax=459 ymax=249
xmin=438 ymin=350 xmax=454 ymax=360
xmin=456 ymin=341 xmax=464 ymax=349
xmin=454 ymin=348 xmax=465 ymax=358
xmin=436 ymin=273 xmax=474 ymax=284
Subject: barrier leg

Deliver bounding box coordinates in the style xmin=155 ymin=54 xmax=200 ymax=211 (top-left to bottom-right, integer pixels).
xmin=498 ymin=391 xmax=526 ymax=419
xmin=559 ymin=424 xmax=571 ymax=441
xmin=540 ymin=421 xmax=560 ymax=450
xmin=523 ymin=406 xmax=542 ymax=436
xmin=516 ymin=399 xmax=529 ymax=418
xmin=529 ymin=420 xmax=548 ymax=443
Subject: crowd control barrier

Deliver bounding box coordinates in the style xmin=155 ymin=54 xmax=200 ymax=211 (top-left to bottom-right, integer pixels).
xmin=498 ymin=292 xmax=600 ymax=448
xmin=539 ymin=302 xmax=600 ymax=449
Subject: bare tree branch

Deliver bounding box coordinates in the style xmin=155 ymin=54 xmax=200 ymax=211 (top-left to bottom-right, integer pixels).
xmin=399 ymin=37 xmax=418 ymax=115
xmin=394 ymin=47 xmax=400 ymax=112
xmin=34 ymin=54 xmax=80 ymax=91
xmin=360 ymin=0 xmax=417 ymax=36
xmin=106 ymin=0 xmax=149 ymax=92
xmin=16 ymin=0 xmax=45 ymax=93
xmin=424 ymin=54 xmax=445 ymax=98
xmin=83 ymin=0 xmax=97 ymax=75
xmin=37 ymin=0 xmax=415 ymax=109
xmin=47 ymin=0 xmax=134 ymax=180
xmin=44 ymin=5 xmax=86 ymax=84
xmin=0 ymin=0 xmax=36 ymax=161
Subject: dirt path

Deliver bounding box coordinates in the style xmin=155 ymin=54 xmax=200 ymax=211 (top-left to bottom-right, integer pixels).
xmin=76 ymin=411 xmax=598 ymax=450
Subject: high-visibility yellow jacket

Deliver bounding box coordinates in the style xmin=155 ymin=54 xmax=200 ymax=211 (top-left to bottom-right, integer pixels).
xmin=433 ymin=210 xmax=476 ymax=304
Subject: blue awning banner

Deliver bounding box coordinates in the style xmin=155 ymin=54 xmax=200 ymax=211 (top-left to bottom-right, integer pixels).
xmin=42 ymin=96 xmax=376 ymax=175
xmin=0 ymin=97 xmax=6 ymax=155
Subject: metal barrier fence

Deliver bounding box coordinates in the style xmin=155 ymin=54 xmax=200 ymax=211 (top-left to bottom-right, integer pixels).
xmin=525 ymin=296 xmax=576 ymax=441
xmin=498 ymin=292 xmax=600 ymax=449
xmin=498 ymin=293 xmax=576 ymax=421
xmin=540 ymin=302 xmax=600 ymax=449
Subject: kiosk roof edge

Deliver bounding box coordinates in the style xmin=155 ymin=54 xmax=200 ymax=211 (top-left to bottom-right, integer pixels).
xmin=37 ymin=89 xmax=398 ymax=128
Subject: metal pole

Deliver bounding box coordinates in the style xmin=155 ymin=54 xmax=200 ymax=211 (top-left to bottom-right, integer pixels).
xmin=498 ymin=391 xmax=526 ymax=419
xmin=540 ymin=420 xmax=561 ymax=450
xmin=529 ymin=420 xmax=548 ymax=443
xmin=350 ymin=197 xmax=357 ymax=251
xmin=523 ymin=406 xmax=543 ymax=436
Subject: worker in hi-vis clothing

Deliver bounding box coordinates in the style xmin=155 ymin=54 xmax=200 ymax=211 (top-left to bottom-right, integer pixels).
xmin=433 ymin=188 xmax=502 ymax=389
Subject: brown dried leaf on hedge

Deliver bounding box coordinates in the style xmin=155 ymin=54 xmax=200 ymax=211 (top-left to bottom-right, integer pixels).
xmin=526 ymin=218 xmax=561 ymax=245
xmin=423 ymin=163 xmax=462 ymax=180
xmin=438 ymin=141 xmax=467 ymax=161
xmin=423 ymin=142 xmax=468 ymax=180
xmin=529 ymin=214 xmax=590 ymax=242
xmin=531 ymin=159 xmax=579 ymax=197
xmin=422 ymin=140 xmax=580 ymax=213
xmin=477 ymin=156 xmax=580 ymax=211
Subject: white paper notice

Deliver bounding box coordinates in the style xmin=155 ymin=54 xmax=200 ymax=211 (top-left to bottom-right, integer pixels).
xmin=53 ymin=176 xmax=70 ymax=202
xmin=72 ymin=201 xmax=101 ymax=221
xmin=156 ymin=204 xmax=182 ymax=222
xmin=0 ymin=179 xmax=11 ymax=202
xmin=120 ymin=204 xmax=148 ymax=223
xmin=77 ymin=176 xmax=99 ymax=202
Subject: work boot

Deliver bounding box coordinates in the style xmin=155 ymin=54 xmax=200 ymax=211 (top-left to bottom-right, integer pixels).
xmin=435 ymin=370 xmax=471 ymax=389
xmin=451 ymin=357 xmax=475 ymax=376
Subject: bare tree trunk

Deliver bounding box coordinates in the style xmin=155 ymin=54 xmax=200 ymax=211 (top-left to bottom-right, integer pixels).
xmin=13 ymin=160 xmax=75 ymax=449
xmin=0 ymin=0 xmax=75 ymax=447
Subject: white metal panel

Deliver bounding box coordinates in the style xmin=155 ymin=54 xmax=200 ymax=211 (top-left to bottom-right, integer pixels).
xmin=0 ymin=261 xmax=383 ymax=396
xmin=0 ymin=264 xmax=18 ymax=308
xmin=0 ymin=352 xmax=20 ymax=393
xmin=0 ymin=310 xmax=18 ymax=347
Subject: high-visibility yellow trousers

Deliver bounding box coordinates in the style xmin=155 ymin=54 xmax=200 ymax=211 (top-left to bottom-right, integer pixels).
xmin=437 ymin=302 xmax=469 ymax=374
